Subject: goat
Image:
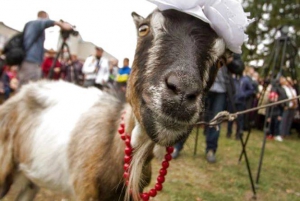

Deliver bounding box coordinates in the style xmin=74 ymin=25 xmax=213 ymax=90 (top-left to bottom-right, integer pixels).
xmin=0 ymin=9 xmax=226 ymax=201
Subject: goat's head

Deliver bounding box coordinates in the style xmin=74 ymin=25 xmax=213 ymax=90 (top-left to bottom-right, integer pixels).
xmin=127 ymin=9 xmax=226 ymax=146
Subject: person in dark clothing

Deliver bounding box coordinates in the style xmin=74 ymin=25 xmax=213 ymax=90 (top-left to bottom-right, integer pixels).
xmin=243 ymin=66 xmax=257 ymax=130
xmin=19 ymin=11 xmax=72 ymax=86
xmin=62 ymin=54 xmax=84 ymax=85
xmin=204 ymin=54 xmax=245 ymax=163
xmin=227 ymin=72 xmax=255 ymax=140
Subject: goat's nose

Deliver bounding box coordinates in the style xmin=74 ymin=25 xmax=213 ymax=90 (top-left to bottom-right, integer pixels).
xmin=165 ymin=73 xmax=200 ymax=102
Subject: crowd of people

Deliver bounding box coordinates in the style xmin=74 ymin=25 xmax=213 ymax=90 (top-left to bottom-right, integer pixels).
xmin=0 ymin=11 xmax=131 ymax=102
xmin=257 ymin=76 xmax=299 ymax=141
xmin=172 ymin=54 xmax=300 ymax=163
xmin=0 ymin=47 xmax=131 ymax=101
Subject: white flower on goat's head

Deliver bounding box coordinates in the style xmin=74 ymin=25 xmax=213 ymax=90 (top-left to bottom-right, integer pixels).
xmin=147 ymin=0 xmax=254 ymax=54
xmin=155 ymin=0 xmax=205 ymax=10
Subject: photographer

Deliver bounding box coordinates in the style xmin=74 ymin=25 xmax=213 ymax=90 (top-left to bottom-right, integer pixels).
xmin=19 ymin=11 xmax=72 ymax=86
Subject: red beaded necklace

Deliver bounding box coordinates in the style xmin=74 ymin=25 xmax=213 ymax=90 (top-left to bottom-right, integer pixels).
xmin=118 ymin=113 xmax=174 ymax=201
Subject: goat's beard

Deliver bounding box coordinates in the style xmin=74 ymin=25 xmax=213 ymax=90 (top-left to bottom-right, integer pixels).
xmin=140 ymin=106 xmax=195 ymax=146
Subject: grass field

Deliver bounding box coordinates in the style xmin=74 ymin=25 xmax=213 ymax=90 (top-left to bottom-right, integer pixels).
xmin=148 ymin=127 xmax=300 ymax=201
xmin=4 ymin=126 xmax=300 ymax=201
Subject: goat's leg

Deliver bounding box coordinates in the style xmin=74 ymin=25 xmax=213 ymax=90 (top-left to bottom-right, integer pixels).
xmin=0 ymin=173 xmax=14 ymax=199
xmin=73 ymin=180 xmax=98 ymax=201
xmin=13 ymin=175 xmax=39 ymax=201
xmin=14 ymin=182 xmax=39 ymax=201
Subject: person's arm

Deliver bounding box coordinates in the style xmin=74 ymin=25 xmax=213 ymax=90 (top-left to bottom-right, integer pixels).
xmin=35 ymin=19 xmax=73 ymax=33
xmin=54 ymin=21 xmax=73 ymax=31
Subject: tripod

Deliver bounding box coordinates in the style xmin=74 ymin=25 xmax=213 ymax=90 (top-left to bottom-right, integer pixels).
xmin=238 ymin=28 xmax=299 ymax=190
xmin=48 ymin=36 xmax=78 ymax=84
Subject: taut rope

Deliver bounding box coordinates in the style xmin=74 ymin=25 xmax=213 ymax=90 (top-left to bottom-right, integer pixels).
xmin=195 ymin=95 xmax=300 ymax=127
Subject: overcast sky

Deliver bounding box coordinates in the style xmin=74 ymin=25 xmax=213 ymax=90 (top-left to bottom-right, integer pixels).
xmin=0 ymin=0 xmax=157 ymax=65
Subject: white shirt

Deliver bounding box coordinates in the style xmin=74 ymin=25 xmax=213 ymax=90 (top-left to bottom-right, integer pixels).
xmin=283 ymin=85 xmax=297 ymax=108
xmin=82 ymin=56 xmax=110 ymax=84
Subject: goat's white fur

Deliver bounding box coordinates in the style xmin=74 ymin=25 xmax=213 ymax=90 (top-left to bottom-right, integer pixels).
xmin=213 ymin=38 xmax=226 ymax=58
xmin=0 ymin=80 xmax=166 ymax=200
xmin=146 ymin=11 xmax=165 ymax=77
xmin=18 ymin=81 xmax=103 ymax=194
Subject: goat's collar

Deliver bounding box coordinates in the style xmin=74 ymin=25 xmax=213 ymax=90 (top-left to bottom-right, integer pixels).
xmin=118 ymin=112 xmax=174 ymax=201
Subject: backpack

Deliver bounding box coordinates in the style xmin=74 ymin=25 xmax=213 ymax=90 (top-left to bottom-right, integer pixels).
xmin=2 ymin=32 xmax=26 ymax=66
xmin=2 ymin=23 xmax=42 ymax=66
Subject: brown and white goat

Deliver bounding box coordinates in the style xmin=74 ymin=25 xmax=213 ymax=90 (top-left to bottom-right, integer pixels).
xmin=0 ymin=9 xmax=226 ymax=201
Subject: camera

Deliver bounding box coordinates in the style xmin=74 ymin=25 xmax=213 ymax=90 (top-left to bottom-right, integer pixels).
xmin=60 ymin=29 xmax=79 ymax=39
xmin=59 ymin=20 xmax=79 ymax=40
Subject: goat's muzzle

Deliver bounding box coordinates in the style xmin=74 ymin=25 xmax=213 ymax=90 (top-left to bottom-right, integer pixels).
xmin=161 ymin=71 xmax=201 ymax=122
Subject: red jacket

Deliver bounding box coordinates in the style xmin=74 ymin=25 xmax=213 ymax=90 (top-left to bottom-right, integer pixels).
xmin=42 ymin=57 xmax=62 ymax=80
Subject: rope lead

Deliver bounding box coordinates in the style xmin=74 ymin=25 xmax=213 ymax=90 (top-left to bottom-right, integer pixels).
xmin=195 ymin=95 xmax=300 ymax=127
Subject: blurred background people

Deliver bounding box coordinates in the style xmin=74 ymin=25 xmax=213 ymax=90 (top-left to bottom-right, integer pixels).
xmin=41 ymin=49 xmax=62 ymax=80
xmin=227 ymin=68 xmax=255 ymax=140
xmin=108 ymin=59 xmax=119 ymax=86
xmin=82 ymin=47 xmax=109 ymax=89
xmin=115 ymin=58 xmax=131 ymax=101
xmin=62 ymin=54 xmax=84 ymax=85
xmin=280 ymin=77 xmax=298 ymax=138
xmin=204 ymin=54 xmax=245 ymax=163
xmin=1 ymin=64 xmax=19 ymax=100
xmin=116 ymin=58 xmax=131 ymax=86
xmin=266 ymin=76 xmax=287 ymax=141
xmin=243 ymin=66 xmax=258 ymax=130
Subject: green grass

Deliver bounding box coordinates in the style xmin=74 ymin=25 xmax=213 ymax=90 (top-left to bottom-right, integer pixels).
xmin=147 ymin=127 xmax=300 ymax=201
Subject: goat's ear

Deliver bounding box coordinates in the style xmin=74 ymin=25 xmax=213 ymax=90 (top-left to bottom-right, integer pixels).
xmin=132 ymin=12 xmax=144 ymax=27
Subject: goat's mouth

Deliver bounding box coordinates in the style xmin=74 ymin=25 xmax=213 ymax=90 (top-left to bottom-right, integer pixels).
xmin=142 ymin=91 xmax=200 ymax=125
xmin=140 ymin=101 xmax=198 ymax=146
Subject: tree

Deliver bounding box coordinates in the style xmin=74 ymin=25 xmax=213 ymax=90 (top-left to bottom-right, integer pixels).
xmin=242 ymin=0 xmax=300 ymax=72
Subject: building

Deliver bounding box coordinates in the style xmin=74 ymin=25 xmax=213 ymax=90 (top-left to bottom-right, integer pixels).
xmin=0 ymin=22 xmax=20 ymax=51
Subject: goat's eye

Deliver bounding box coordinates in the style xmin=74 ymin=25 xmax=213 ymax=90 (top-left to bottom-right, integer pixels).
xmin=138 ymin=25 xmax=150 ymax=36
